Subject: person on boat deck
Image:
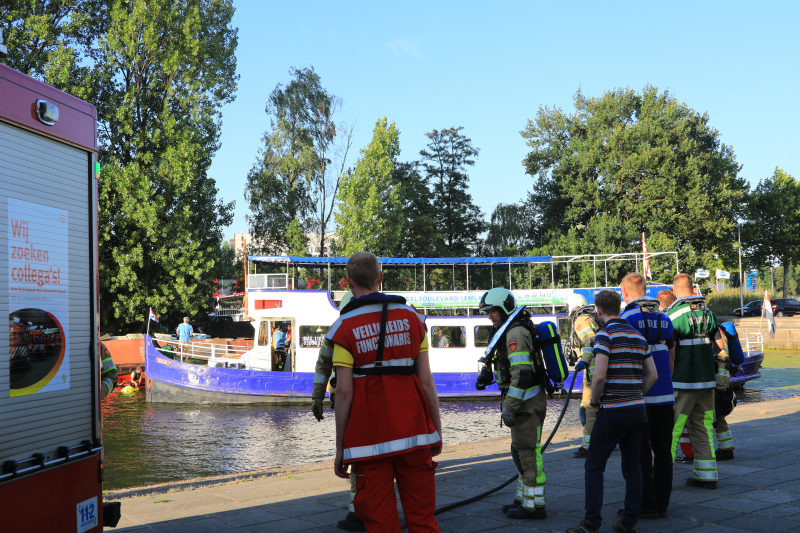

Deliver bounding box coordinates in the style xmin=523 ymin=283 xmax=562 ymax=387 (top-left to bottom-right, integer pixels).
xmin=433 ymin=328 xmax=450 ymax=348
xmin=480 ymin=287 xmax=548 ymax=520
xmin=331 ymin=252 xmax=443 ymax=533
xmin=311 ymin=291 xmax=366 ymax=533
xmin=131 ymin=366 xmax=144 ymax=385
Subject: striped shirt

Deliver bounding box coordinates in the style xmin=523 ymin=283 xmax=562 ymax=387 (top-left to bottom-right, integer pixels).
xmin=593 ymin=319 xmax=651 ymax=409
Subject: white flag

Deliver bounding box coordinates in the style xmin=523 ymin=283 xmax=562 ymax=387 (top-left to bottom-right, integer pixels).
xmin=695 ymin=269 xmax=710 ymax=279
xmin=763 ymin=290 xmax=777 ymax=339
xmin=642 ymin=233 xmax=651 ymax=279
xmin=716 ymin=269 xmax=731 ymax=279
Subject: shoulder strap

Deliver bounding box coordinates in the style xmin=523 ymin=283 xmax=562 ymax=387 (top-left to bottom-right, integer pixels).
xmin=374 ymin=302 xmax=389 ymax=367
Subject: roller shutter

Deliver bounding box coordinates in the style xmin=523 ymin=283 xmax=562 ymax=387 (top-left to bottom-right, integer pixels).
xmin=0 ymin=119 xmax=95 ymax=463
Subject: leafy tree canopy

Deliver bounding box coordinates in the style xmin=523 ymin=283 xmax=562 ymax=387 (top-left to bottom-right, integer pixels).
xmin=745 ymin=168 xmax=800 ymax=296
xmin=521 ymin=85 xmax=748 ymax=270
xmin=335 ymin=117 xmax=403 ymax=257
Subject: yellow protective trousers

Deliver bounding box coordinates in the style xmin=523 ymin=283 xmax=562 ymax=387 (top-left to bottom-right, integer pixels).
xmin=715 ymin=415 xmax=734 ymax=451
xmin=511 ymin=390 xmax=547 ymax=510
xmin=672 ymin=389 xmax=717 ymax=483
xmin=580 ymin=371 xmax=596 ymax=450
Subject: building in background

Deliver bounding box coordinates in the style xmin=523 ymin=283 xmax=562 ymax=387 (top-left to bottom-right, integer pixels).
xmin=232 ymin=232 xmax=337 ymax=257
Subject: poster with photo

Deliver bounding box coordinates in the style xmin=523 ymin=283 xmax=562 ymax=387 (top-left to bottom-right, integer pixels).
xmin=8 ymin=198 xmax=70 ymax=397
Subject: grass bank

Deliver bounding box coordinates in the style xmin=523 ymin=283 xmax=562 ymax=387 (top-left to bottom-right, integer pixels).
xmin=762 ymin=350 xmax=800 ymax=369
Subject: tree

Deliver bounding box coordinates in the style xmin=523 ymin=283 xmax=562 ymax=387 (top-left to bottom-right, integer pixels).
xmin=420 ymin=127 xmax=486 ymax=256
xmin=745 ymin=168 xmax=800 ymax=297
xmin=392 ymin=162 xmax=445 ymax=258
xmin=245 ymin=67 xmax=351 ymax=255
xmin=1 ymin=0 xmax=103 ymax=98
xmin=521 ymin=86 xmax=747 ymax=264
xmin=335 ymin=118 xmax=403 ymax=256
xmin=4 ymin=0 xmax=238 ymax=334
xmin=96 ymin=0 xmax=237 ymax=333
xmin=485 ymin=202 xmax=537 ymax=255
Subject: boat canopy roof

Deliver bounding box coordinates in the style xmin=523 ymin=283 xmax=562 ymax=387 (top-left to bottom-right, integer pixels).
xmin=249 ymin=255 xmax=552 ymax=268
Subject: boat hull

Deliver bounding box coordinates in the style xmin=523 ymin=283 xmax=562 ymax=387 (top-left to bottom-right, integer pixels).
xmin=144 ymin=336 xmax=764 ymax=404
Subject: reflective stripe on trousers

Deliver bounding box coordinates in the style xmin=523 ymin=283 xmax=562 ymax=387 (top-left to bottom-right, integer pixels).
xmin=716 ymin=430 xmax=734 ymax=450
xmin=673 ymin=381 xmax=716 ymax=389
xmin=581 ymin=434 xmax=590 ymax=449
xmin=343 ymin=431 xmax=440 ymax=461
xmin=521 ymin=484 xmax=546 ymax=509
xmin=693 ymin=410 xmax=718 ymax=481
xmin=349 ymin=491 xmax=355 ymax=513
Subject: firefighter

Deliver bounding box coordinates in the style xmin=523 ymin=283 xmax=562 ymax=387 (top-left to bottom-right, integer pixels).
xmin=712 ymin=334 xmax=735 ymax=460
xmin=99 ymin=341 xmax=118 ymax=400
xmin=667 ymin=274 xmax=719 ymax=488
xmin=480 ymin=288 xmax=547 ymax=520
xmin=310 ymin=291 xmax=364 ymax=533
xmin=567 ymin=294 xmax=599 ymax=459
xmin=331 ymin=252 xmax=442 ymax=532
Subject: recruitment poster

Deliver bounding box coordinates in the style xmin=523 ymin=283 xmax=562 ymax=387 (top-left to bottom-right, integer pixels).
xmin=8 ymin=198 xmax=70 ymax=397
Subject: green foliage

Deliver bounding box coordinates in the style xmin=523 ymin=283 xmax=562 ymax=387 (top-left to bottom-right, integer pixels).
xmin=5 ymin=0 xmax=239 ymax=334
xmin=521 ymin=86 xmax=748 ymax=269
xmin=392 ymin=162 xmax=445 ymax=257
xmin=420 ymin=127 xmax=486 ymax=255
xmin=1 ymin=0 xmax=104 ymax=98
xmin=745 ymin=168 xmax=800 ymax=297
xmin=96 ymin=0 xmax=237 ymax=334
xmin=485 ymin=203 xmax=537 ymax=255
xmin=704 ymin=288 xmax=756 ymax=317
xmin=284 ymin=218 xmax=309 ymax=256
xmin=245 ymin=67 xmax=348 ymax=255
xmin=335 ymin=118 xmax=403 ymax=256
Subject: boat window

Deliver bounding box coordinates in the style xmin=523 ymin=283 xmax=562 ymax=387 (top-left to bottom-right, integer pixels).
xmin=430 ymin=326 xmax=466 ymax=348
xmin=474 ymin=326 xmax=492 ymax=347
xmin=299 ymin=325 xmax=330 ymax=347
xmin=257 ymin=321 xmax=269 ymax=346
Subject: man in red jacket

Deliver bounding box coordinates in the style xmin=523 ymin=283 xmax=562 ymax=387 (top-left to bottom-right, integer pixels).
xmin=331 ymin=252 xmax=443 ymax=532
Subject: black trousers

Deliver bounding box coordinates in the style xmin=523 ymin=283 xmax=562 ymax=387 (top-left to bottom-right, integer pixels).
xmin=640 ymin=403 xmax=674 ymax=512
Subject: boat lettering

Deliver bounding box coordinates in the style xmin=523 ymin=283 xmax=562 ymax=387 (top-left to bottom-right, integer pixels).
xmin=156 ymin=357 xmax=172 ymax=366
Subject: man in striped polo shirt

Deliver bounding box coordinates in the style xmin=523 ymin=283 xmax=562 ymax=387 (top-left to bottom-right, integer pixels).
xmin=568 ymin=290 xmax=657 ymax=533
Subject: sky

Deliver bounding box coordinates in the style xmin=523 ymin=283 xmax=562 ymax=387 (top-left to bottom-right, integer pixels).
xmin=208 ymin=0 xmax=800 ymax=242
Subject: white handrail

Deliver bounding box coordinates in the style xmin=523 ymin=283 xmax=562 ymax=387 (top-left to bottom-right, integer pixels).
xmin=152 ymin=338 xmax=251 ymax=364
xmin=740 ymin=332 xmax=764 ymax=356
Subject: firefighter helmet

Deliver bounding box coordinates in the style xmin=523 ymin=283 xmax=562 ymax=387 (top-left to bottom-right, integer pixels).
xmin=479 ymin=288 xmax=516 ymax=316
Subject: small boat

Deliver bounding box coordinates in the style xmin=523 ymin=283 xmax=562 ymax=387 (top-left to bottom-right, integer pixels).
xmin=144 ymin=254 xmax=763 ymax=404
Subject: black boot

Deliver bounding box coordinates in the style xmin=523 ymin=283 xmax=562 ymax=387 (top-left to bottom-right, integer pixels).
xmin=686 ymin=477 xmax=717 ymax=489
xmin=501 ymin=500 xmax=521 ymax=514
xmin=336 ymin=512 xmax=366 ymax=532
xmin=572 ymin=447 xmax=588 ymax=458
xmin=716 ymin=448 xmax=734 ymax=461
xmin=506 ymin=506 xmax=546 ymax=520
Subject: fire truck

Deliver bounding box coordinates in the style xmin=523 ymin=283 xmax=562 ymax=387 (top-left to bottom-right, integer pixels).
xmin=0 ymin=34 xmax=119 ymax=531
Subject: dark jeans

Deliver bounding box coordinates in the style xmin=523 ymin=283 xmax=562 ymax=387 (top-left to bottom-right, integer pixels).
xmin=641 ymin=403 xmax=674 ymax=512
xmin=584 ymin=405 xmax=647 ymax=529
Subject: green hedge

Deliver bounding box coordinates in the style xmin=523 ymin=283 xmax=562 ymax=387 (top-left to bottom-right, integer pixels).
xmin=705 ymin=288 xmax=761 ymax=317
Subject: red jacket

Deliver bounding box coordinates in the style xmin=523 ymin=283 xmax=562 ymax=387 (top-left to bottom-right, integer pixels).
xmin=329 ymin=294 xmax=440 ymax=463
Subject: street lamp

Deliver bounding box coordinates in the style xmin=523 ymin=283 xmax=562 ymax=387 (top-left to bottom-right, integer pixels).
xmin=738 ymin=220 xmax=755 ymax=312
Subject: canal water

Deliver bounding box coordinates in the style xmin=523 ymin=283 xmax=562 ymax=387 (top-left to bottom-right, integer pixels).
xmin=101 ymin=367 xmax=800 ymax=490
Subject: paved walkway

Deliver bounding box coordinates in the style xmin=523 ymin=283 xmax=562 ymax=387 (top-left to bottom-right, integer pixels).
xmin=107 ymin=397 xmax=800 ymax=532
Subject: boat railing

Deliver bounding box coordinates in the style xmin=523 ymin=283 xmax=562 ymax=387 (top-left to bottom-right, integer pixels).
xmin=740 ymin=331 xmax=764 ymax=356
xmin=152 ymin=338 xmax=250 ymax=365
xmin=248 ymin=273 xmax=289 ymax=289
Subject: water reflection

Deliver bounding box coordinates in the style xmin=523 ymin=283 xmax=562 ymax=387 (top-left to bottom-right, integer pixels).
xmin=101 ymin=394 xmax=581 ymax=490
xmin=102 ymin=368 xmax=800 ymax=490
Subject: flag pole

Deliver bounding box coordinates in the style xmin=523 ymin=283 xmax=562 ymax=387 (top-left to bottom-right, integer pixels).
xmin=758 ymin=291 xmax=766 ymax=330
xmin=146 ymin=311 xmax=151 ymax=337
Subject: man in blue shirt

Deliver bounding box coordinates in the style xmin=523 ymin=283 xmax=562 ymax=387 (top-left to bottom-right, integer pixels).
xmin=620 ymin=274 xmax=676 ymax=521
xmin=176 ymin=317 xmax=193 ymax=360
